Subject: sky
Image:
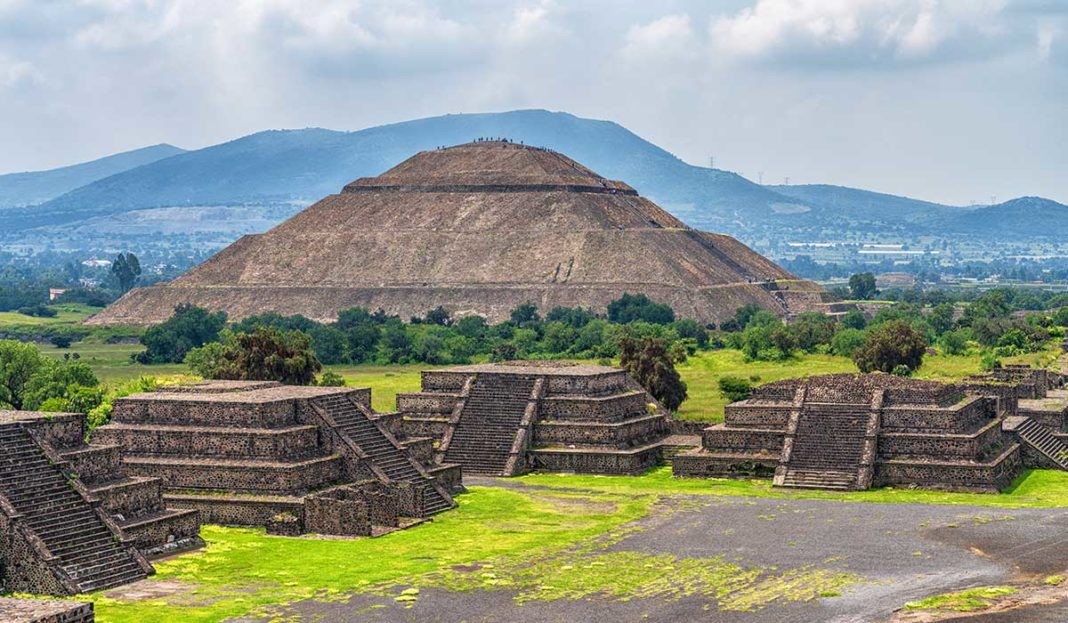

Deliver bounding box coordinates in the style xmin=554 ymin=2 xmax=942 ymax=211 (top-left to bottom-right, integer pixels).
xmin=0 ymin=0 xmax=1065 ymax=206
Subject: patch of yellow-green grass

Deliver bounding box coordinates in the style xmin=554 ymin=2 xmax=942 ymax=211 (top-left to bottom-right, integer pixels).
xmin=518 ymin=467 xmax=1068 ymax=508
xmin=0 ymin=303 xmax=101 ymax=327
xmin=904 ymin=586 xmax=1016 ymax=612
xmin=38 ymin=342 xmax=188 ymax=384
xmin=674 ymin=350 xmax=856 ymax=422
xmin=92 ymin=486 xmax=650 ymax=623
xmin=326 ymin=364 xmax=431 ymax=412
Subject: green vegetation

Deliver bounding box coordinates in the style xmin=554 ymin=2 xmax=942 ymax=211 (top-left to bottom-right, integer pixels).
xmin=903 ymin=586 xmax=1016 ymax=613
xmin=519 ymin=467 xmax=1068 ymax=508
xmin=186 ymin=326 xmax=322 ymax=385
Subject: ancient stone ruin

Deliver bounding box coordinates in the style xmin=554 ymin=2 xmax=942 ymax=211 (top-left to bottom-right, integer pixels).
xmin=0 ymin=410 xmax=201 ymax=596
xmin=93 ymin=381 xmax=459 ymax=537
xmin=89 ymin=141 xmax=840 ymax=327
xmin=0 ymin=596 xmax=94 ymax=623
xmin=395 ymin=362 xmax=669 ymax=476
xmin=675 ymin=369 xmax=1068 ymax=492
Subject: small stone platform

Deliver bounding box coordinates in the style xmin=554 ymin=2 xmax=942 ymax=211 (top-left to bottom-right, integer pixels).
xmin=395 ymin=361 xmax=670 ymax=476
xmin=0 ymin=597 xmax=93 ymax=623
xmin=95 ymin=381 xmax=459 ymax=537
xmin=675 ymin=373 xmax=1035 ymax=492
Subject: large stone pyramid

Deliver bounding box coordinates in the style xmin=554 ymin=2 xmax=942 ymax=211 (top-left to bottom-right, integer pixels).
xmin=90 ymin=141 xmax=834 ymax=325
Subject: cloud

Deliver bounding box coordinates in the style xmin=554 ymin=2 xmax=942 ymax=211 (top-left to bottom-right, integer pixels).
xmin=621 ymin=14 xmax=696 ymax=62
xmin=1037 ymin=22 xmax=1057 ymax=60
xmin=0 ymin=53 xmax=39 ymax=88
xmin=709 ymin=0 xmax=1010 ymax=65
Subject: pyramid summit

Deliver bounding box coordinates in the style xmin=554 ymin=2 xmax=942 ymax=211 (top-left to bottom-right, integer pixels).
xmin=90 ymin=140 xmax=837 ymax=326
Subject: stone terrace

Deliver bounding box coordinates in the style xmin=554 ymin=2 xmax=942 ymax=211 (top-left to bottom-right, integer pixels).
xmin=0 ymin=409 xmax=193 ymax=595
xmin=395 ymin=361 xmax=669 ymax=476
xmin=95 ymin=381 xmax=459 ymax=537
xmin=0 ymin=597 xmax=93 ymax=623
xmin=674 ymin=373 xmax=1030 ymax=492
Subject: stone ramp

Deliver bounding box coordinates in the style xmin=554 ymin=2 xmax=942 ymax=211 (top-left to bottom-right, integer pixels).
xmin=313 ymin=394 xmax=454 ymax=516
xmin=444 ymin=374 xmax=537 ymax=476
xmin=1012 ymin=417 xmax=1068 ymax=470
xmin=778 ymin=403 xmax=871 ymax=491
xmin=0 ymin=424 xmax=149 ymax=595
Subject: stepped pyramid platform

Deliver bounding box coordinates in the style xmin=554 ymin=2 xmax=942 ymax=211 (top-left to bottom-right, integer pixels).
xmin=0 ymin=597 xmax=93 ymax=622
xmin=94 ymin=381 xmax=459 ymax=537
xmin=0 ymin=410 xmax=186 ymax=596
xmin=674 ymin=374 xmax=1032 ymax=492
xmin=90 ymin=140 xmax=838 ymax=327
xmin=395 ymin=361 xmax=669 ymax=476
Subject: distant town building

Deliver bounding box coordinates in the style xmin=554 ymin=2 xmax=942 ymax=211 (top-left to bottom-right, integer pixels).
xmin=81 ymin=258 xmax=112 ymax=268
xmin=48 ymin=288 xmax=67 ymax=301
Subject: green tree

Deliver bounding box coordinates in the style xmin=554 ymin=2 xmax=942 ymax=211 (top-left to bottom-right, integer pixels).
xmin=848 ymin=273 xmax=877 ymax=301
xmin=841 ymin=308 xmax=867 ymax=330
xmin=22 ymin=360 xmax=99 ymax=411
xmin=1053 ymin=306 xmax=1068 ymax=327
xmin=196 ymin=327 xmax=322 ymax=385
xmin=509 ymin=302 xmax=541 ymax=328
xmin=0 ymin=340 xmax=45 ymax=409
xmin=939 ymin=330 xmax=968 ymax=356
xmin=830 ymin=328 xmax=867 ymax=357
xmin=618 ymin=334 xmax=687 ymax=411
xmin=852 ymin=320 xmax=928 ymax=374
xmin=789 ymin=312 xmax=837 ymax=353
xmin=137 ymin=304 xmax=227 ymax=364
xmin=607 ymin=293 xmax=675 ymax=325
xmin=110 ymin=252 xmax=142 ymax=293
xmin=671 ymin=319 xmax=709 ymax=349
xmin=718 ymin=376 xmax=752 ymax=403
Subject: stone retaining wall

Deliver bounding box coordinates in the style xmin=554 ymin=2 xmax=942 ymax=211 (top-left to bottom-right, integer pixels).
xmin=533 ymin=415 xmax=666 ymax=448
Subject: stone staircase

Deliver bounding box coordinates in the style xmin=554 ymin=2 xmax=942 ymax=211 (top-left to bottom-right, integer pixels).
xmin=314 ymin=394 xmax=454 ymax=515
xmin=444 ymin=374 xmax=537 ymax=476
xmin=0 ymin=424 xmax=148 ymax=594
xmin=1016 ymin=417 xmax=1068 ymax=470
xmin=780 ymin=403 xmax=870 ymax=490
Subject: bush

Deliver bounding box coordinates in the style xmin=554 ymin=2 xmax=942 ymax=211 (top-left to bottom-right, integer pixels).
xmin=718 ymin=376 xmax=752 ymax=403
xmin=853 ymin=321 xmax=928 ymax=374
xmin=49 ymin=335 xmax=73 ymax=349
xmin=317 ymin=371 xmax=346 ymax=387
xmin=137 ymin=304 xmax=227 ymax=364
xmin=18 ymin=304 xmax=57 ymax=318
xmin=939 ymin=330 xmax=969 ymax=356
xmin=830 ymin=328 xmax=867 ymax=358
xmin=190 ymin=327 xmax=322 ymax=385
xmin=618 ymin=334 xmax=687 ymax=411
xmin=607 ymin=293 xmax=675 ymax=325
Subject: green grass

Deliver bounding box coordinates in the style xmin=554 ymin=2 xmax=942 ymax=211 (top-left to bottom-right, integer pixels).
xmin=519 ymin=467 xmax=1068 ymax=509
xmin=0 ymin=303 xmax=101 ymax=327
xmin=327 ymin=364 xmax=430 ymax=413
xmin=904 ymin=586 xmax=1016 ymax=612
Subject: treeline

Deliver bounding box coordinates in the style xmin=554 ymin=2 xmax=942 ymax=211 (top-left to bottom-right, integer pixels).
xmin=137 ymin=294 xmax=705 ymax=367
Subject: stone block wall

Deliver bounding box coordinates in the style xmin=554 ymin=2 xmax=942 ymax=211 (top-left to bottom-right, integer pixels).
xmin=722 ymin=404 xmax=792 ymax=429
xmin=538 ymin=392 xmax=649 ymax=423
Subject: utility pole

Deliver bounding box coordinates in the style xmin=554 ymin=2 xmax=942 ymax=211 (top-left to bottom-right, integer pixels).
xmin=709 ymin=155 xmax=715 ymax=169
xmin=784 ymin=176 xmax=790 ymax=185
xmin=758 ymin=171 xmax=764 ymax=185
xmin=989 ymin=195 xmax=997 ymax=205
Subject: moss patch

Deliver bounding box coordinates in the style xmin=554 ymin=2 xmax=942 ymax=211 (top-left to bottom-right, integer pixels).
xmin=904 ymin=586 xmax=1016 ymax=612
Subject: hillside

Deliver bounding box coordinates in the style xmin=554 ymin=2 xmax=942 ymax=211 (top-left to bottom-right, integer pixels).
xmin=0 ymin=143 xmax=185 ymax=209
xmin=768 ymin=184 xmax=959 ymax=223
xmin=2 ymin=111 xmax=805 ymax=233
xmin=934 ymin=196 xmax=1068 ymax=237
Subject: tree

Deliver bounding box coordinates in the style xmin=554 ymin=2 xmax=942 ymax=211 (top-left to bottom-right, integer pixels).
xmin=671 ymin=319 xmax=709 ymax=349
xmin=0 ymin=340 xmax=45 ymax=409
xmin=22 ymin=360 xmax=99 ymax=411
xmin=848 ymin=273 xmax=877 ymax=301
xmin=607 ymin=293 xmax=675 ymax=325
xmin=1053 ymin=306 xmax=1068 ymax=328
xmin=423 ymin=306 xmax=453 ymax=327
xmin=718 ymin=376 xmax=752 ymax=403
xmin=509 ymin=302 xmax=541 ymax=328
xmin=830 ymin=328 xmax=867 ymax=357
xmin=789 ymin=312 xmax=836 ymax=353
xmin=137 ymin=304 xmax=227 ymax=364
xmin=852 ymin=320 xmax=927 ymax=374
xmin=111 ymin=252 xmax=142 ymax=293
xmin=618 ymin=334 xmax=687 ymax=411
xmin=939 ymin=330 xmax=968 ymax=356
xmin=841 ymin=308 xmax=867 ymax=330
xmin=192 ymin=327 xmax=322 ymax=385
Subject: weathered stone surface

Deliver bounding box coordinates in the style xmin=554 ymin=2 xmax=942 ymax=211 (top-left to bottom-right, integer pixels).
xmin=89 ymin=141 xmax=835 ymax=326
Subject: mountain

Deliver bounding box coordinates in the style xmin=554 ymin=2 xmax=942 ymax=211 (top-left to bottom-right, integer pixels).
xmin=0 ymin=143 xmax=185 ymax=209
xmin=934 ymin=196 xmax=1068 ymax=237
xmin=2 ymin=111 xmax=806 ymax=233
xmin=767 ymin=184 xmax=958 ymax=223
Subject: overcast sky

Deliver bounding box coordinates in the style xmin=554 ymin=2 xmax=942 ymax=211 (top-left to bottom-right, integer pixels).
xmin=1 ymin=0 xmax=1065 ymax=205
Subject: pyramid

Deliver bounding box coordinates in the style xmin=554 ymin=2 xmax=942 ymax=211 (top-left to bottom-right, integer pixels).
xmin=90 ymin=141 xmax=835 ymax=326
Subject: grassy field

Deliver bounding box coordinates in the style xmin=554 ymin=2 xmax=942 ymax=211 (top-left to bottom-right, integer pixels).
xmin=27 ymin=338 xmax=1065 ymax=420
xmin=0 ymin=303 xmax=101 ymax=326
xmin=69 ymin=467 xmax=1068 ymax=623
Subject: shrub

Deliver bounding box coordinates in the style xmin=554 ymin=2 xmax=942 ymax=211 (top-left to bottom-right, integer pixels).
xmin=853 ymin=320 xmax=928 ymax=374
xmin=607 ymin=293 xmax=675 ymax=325
xmin=137 ymin=304 xmax=227 ymax=364
xmin=718 ymin=376 xmax=752 ymax=403
xmin=618 ymin=334 xmax=687 ymax=411
xmin=192 ymin=327 xmax=322 ymax=385
xmin=830 ymin=328 xmax=867 ymax=358
xmin=939 ymin=330 xmax=969 ymax=356
xmin=317 ymin=371 xmax=346 ymax=387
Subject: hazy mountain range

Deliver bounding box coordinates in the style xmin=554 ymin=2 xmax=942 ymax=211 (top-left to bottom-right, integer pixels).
xmin=1 ymin=110 xmax=1064 ymax=243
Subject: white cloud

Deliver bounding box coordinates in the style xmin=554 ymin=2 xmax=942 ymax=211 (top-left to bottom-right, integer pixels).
xmin=710 ymin=0 xmax=1008 ymax=64
xmin=505 ymin=1 xmax=559 ymax=45
xmin=1037 ymin=22 xmax=1057 ymax=60
xmin=621 ymin=14 xmax=695 ymax=62
xmin=0 ymin=53 xmax=38 ymax=88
